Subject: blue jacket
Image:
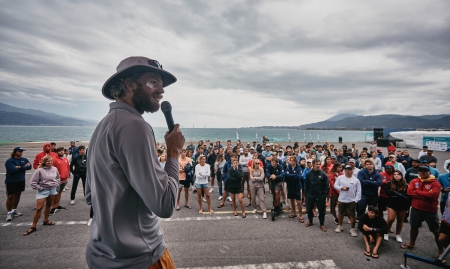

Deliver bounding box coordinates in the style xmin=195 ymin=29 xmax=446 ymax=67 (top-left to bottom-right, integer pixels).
xmin=438 ymin=173 xmax=450 ymax=202
xmin=5 ymin=157 xmax=31 ymax=184
xmin=357 ymin=168 xmax=382 ymax=197
xmin=430 ymin=167 xmax=440 ymax=178
xmin=266 ymin=164 xmax=284 ymax=184
xmin=69 ymin=146 xmax=79 ymax=160
xmin=285 ymin=165 xmax=303 ymax=190
xmin=302 ymin=167 xmax=311 ymax=182
xmin=222 ymin=161 xmax=241 ymax=182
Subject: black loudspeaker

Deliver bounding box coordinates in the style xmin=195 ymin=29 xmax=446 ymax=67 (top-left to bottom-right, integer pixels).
xmin=374 ymin=128 xmax=384 ymax=141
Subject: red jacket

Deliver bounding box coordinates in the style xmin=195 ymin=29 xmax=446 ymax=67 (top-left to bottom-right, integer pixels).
xmin=407 ymin=176 xmax=441 ymax=213
xmin=328 ymin=172 xmax=342 ymax=197
xmin=53 ymin=155 xmax=70 ymax=182
xmin=33 ymin=143 xmax=58 ymax=169
xmin=379 ymin=171 xmax=393 ymax=198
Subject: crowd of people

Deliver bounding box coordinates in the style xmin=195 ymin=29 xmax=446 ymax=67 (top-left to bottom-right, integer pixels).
xmin=4 ymin=139 xmax=450 ymax=260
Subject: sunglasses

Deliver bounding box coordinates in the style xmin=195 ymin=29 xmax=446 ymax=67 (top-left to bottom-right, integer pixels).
xmin=147 ymin=59 xmax=163 ymax=69
xmin=255 ymin=162 xmax=260 ymax=165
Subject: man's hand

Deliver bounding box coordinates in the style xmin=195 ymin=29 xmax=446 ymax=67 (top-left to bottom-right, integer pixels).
xmin=25 ymin=163 xmax=30 ymax=166
xmin=363 ymin=224 xmax=371 ymax=232
xmin=165 ymin=124 xmax=185 ymax=159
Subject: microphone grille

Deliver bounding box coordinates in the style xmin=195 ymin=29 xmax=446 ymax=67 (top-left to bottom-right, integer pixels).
xmin=161 ymin=101 xmax=172 ymax=112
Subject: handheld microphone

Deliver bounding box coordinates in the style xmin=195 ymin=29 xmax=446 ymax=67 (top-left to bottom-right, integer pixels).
xmin=161 ymin=101 xmax=175 ymax=133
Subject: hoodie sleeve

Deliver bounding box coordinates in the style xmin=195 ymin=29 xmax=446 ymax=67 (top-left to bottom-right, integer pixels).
xmin=414 ymin=181 xmax=441 ymax=199
xmin=30 ymin=169 xmax=42 ymax=190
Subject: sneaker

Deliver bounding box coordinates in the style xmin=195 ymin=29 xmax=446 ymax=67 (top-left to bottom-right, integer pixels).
xmin=396 ymin=235 xmax=403 ymax=243
xmin=202 ymin=198 xmax=207 ymax=203
xmin=334 ymin=218 xmax=339 ymax=225
xmin=252 ymin=209 xmax=257 ymax=214
xmin=384 ymin=234 xmax=389 ymax=241
xmin=56 ymin=206 xmax=67 ymax=210
xmin=209 ymin=187 xmax=214 ymax=193
xmin=64 ymin=186 xmax=69 ymax=191
xmin=11 ymin=210 xmax=22 ymax=217
xmin=49 ymin=208 xmax=57 ymax=215
xmin=218 ymin=196 xmax=223 ymax=201
xmin=350 ymin=228 xmax=358 ymax=237
xmin=87 ymin=218 xmax=92 ymax=226
xmin=227 ymin=197 xmax=232 ymax=202
xmin=263 ymin=212 xmax=267 ymax=219
xmin=70 ymin=200 xmax=75 ymax=205
xmin=335 ymin=225 xmax=343 ymax=233
xmin=6 ymin=212 xmax=12 ymax=221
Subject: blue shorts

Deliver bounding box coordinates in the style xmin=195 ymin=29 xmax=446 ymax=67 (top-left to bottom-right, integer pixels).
xmin=195 ymin=183 xmax=209 ymax=189
xmin=36 ymin=188 xmax=57 ymax=200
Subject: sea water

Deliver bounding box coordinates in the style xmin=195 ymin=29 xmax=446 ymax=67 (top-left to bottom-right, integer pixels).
xmin=0 ymin=126 xmax=369 ymax=144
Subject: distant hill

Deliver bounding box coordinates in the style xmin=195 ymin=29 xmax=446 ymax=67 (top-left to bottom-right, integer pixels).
xmin=300 ymin=114 xmax=450 ymax=129
xmin=325 ymin=114 xmax=359 ymax=121
xmin=0 ymin=102 xmax=97 ymax=126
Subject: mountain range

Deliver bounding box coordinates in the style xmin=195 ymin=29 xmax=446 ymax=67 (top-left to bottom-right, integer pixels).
xmin=0 ymin=102 xmax=97 ymax=126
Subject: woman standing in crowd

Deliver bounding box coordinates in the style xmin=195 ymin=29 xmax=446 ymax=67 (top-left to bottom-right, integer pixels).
xmin=328 ymin=163 xmax=343 ymax=225
xmin=370 ymin=151 xmax=382 ymax=172
xmin=23 ymin=156 xmax=60 ymax=236
xmin=322 ymin=156 xmax=333 ymax=207
xmin=227 ymin=159 xmax=246 ymax=218
xmin=194 ymin=156 xmax=214 ymax=214
xmin=214 ymin=153 xmax=227 ymax=201
xmin=159 ymin=154 xmax=167 ymax=168
xmin=249 ymin=159 xmax=267 ymax=219
xmin=385 ymin=170 xmax=410 ymax=243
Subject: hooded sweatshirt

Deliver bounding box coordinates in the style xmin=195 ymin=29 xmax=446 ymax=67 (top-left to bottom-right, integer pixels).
xmin=407 ymin=175 xmax=441 ymax=213
xmin=53 ymin=154 xmax=70 ymax=182
xmin=30 ymin=166 xmax=60 ymax=190
xmin=357 ymin=168 xmax=382 ymax=197
xmin=33 ymin=143 xmax=58 ymax=169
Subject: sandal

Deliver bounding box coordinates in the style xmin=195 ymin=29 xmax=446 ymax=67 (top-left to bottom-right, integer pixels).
xmin=217 ymin=204 xmax=225 ymax=208
xmin=176 ymin=205 xmax=180 ymax=211
xmin=209 ymin=209 xmax=214 ymax=214
xmin=305 ymin=222 xmax=313 ymax=227
xmin=289 ymin=214 xmax=297 ymax=218
xmin=400 ymin=244 xmax=415 ymax=249
xmin=320 ymin=225 xmax=327 ymax=232
xmin=364 ymin=250 xmax=371 ymax=257
xmin=313 ymin=212 xmax=317 ymax=217
xmin=184 ymin=204 xmax=192 ymax=209
xmin=245 ymin=203 xmax=251 ymax=207
xmin=371 ymin=252 xmax=379 ymax=259
xmin=299 ymin=218 xmax=304 ymax=223
xmin=389 ymin=229 xmax=394 ymax=233
xmin=242 ymin=213 xmax=246 ymax=218
xmin=233 ymin=212 xmax=238 ymax=216
xmin=302 ymin=210 xmax=307 ymax=214
xmin=43 ymin=220 xmax=55 ymax=225
xmin=23 ymin=227 xmax=36 ymax=236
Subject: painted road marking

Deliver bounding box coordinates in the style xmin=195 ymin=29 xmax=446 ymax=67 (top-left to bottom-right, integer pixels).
xmin=178 ymin=260 xmax=339 ymax=269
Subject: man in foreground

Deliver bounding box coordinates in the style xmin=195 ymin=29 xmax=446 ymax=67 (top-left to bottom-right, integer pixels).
xmin=305 ymin=160 xmax=329 ymax=232
xmin=86 ymin=56 xmax=184 ymax=268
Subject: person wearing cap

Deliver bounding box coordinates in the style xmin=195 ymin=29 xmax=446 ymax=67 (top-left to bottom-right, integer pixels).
xmin=356 ymin=159 xmax=382 ymax=220
xmin=376 ymin=148 xmax=384 ymax=163
xmin=334 ymin=164 xmax=361 ymax=236
xmin=348 ymin=158 xmax=360 ymax=178
xmin=5 ymin=147 xmax=31 ymax=221
xmin=420 ymin=149 xmax=438 ymax=168
xmin=388 ymin=154 xmax=406 ymax=176
xmin=420 ymin=159 xmax=440 ymax=178
xmin=379 ymin=162 xmax=395 ymax=238
xmin=85 ymin=56 xmax=184 ymax=268
xmin=305 ymin=159 xmax=329 ymax=232
xmin=401 ymin=165 xmax=443 ymax=256
xmin=438 ymin=160 xmax=450 ymax=217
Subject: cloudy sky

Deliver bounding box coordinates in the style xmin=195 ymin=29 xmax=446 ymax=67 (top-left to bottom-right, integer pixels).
xmin=1 ymin=0 xmax=449 ymax=128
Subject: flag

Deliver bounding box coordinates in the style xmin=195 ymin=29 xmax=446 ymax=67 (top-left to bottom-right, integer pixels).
xmin=317 ymin=133 xmax=320 ymax=142
xmin=288 ymin=131 xmax=291 ymax=142
xmin=310 ymin=133 xmax=312 ymax=141
xmin=304 ymin=131 xmax=306 ymax=142
xmin=256 ymin=130 xmax=259 ymax=141
xmin=236 ymin=130 xmax=239 ymax=140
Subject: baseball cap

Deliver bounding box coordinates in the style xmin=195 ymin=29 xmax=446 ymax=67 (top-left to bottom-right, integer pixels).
xmin=331 ymin=155 xmax=337 ymax=159
xmin=278 ymin=149 xmax=283 ymax=152
xmin=412 ymin=158 xmax=420 ymax=163
xmin=102 ymin=56 xmax=177 ymax=100
xmin=389 ymin=154 xmax=396 ymax=158
xmin=344 ymin=165 xmax=352 ymax=170
xmin=13 ymin=147 xmax=25 ymax=152
xmin=385 ymin=162 xmax=394 ymax=169
xmin=377 ymin=148 xmax=382 ymax=152
xmin=306 ymin=159 xmax=313 ymax=163
xmin=349 ymin=158 xmax=356 ymax=163
xmin=418 ymin=166 xmax=430 ymax=171
xmin=420 ymin=159 xmax=428 ymax=163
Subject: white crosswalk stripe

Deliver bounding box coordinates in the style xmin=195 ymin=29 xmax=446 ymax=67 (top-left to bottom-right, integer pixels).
xmin=178 ymin=260 xmax=339 ymax=269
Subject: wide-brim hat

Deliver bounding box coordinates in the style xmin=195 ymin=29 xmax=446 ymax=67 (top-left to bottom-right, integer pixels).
xmin=102 ymin=56 xmax=177 ymax=100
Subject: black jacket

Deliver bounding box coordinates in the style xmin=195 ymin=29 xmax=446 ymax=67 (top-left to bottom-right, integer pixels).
xmin=227 ymin=167 xmax=243 ymax=189
xmin=70 ymin=154 xmax=87 ymax=175
xmin=305 ymin=169 xmax=329 ymax=198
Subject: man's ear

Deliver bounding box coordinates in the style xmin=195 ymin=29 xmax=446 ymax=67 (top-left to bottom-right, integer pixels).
xmin=123 ymin=78 xmax=136 ymax=93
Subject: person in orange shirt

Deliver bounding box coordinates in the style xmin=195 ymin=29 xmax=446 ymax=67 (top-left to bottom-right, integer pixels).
xmin=50 ymin=147 xmax=70 ymax=215
xmin=33 ymin=143 xmax=58 ymax=169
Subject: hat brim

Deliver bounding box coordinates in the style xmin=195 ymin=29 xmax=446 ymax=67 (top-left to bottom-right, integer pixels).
xmin=102 ymin=65 xmax=177 ymax=100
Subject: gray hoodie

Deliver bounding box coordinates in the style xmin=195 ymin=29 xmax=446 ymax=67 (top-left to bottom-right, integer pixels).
xmin=30 ymin=166 xmax=60 ymax=190
xmin=250 ymin=168 xmax=265 ymax=188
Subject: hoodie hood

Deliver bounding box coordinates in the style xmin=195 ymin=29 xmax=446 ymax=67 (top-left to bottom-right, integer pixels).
xmin=444 ymin=159 xmax=450 ymax=173
xmin=419 ymin=175 xmax=436 ymax=182
xmin=42 ymin=143 xmax=52 ymax=153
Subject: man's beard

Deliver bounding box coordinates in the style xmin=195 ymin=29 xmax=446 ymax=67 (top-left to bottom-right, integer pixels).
xmin=132 ymin=84 xmax=160 ymax=114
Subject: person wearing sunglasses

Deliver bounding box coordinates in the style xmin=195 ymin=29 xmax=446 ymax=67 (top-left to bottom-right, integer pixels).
xmin=249 ymin=159 xmax=267 ymax=218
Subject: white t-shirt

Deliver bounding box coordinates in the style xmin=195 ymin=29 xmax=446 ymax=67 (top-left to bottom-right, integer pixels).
xmin=195 ymin=164 xmax=210 ymax=184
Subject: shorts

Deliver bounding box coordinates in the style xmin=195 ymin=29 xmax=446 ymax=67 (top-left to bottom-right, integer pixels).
xmin=287 ymin=190 xmax=301 ymax=201
xmin=6 ymin=181 xmax=25 ymax=196
xmin=194 ymin=183 xmax=209 ymax=189
xmin=179 ymin=180 xmax=190 ymax=189
xmin=241 ymin=172 xmax=249 ymax=185
xmin=377 ymin=196 xmax=388 ymax=212
xmin=36 ymin=188 xmax=57 ymax=200
xmin=270 ymin=182 xmax=283 ymax=192
xmin=439 ymin=220 xmax=450 ymax=236
xmin=58 ymin=182 xmax=68 ymax=192
xmin=227 ymin=187 xmax=243 ymax=194
xmin=338 ymin=201 xmax=356 ymax=217
xmin=410 ymin=207 xmax=440 ymax=233
xmin=210 ymin=167 xmax=216 ymax=178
